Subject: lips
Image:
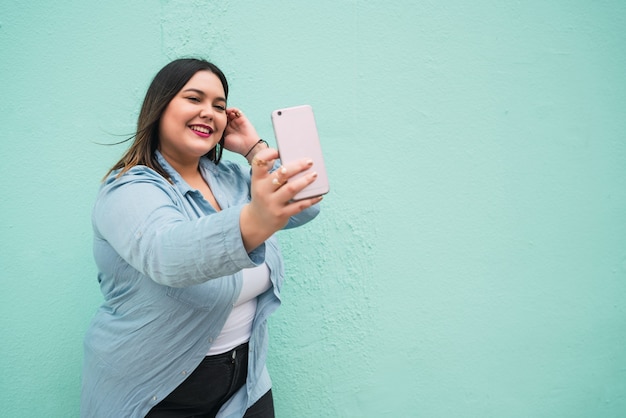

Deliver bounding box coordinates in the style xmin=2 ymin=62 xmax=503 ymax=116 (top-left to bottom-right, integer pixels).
xmin=189 ymin=124 xmax=214 ymax=137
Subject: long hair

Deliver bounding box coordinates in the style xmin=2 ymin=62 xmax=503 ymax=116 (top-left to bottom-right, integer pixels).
xmin=105 ymin=58 xmax=229 ymax=180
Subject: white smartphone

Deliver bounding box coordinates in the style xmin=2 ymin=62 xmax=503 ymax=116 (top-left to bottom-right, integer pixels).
xmin=271 ymin=105 xmax=329 ymax=201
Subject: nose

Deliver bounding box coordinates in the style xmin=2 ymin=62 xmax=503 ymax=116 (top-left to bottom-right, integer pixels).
xmin=199 ymin=104 xmax=214 ymax=120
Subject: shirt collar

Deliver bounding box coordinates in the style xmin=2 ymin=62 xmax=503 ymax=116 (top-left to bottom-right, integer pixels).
xmin=154 ymin=150 xmax=193 ymax=195
xmin=155 ymin=151 xmax=219 ymax=195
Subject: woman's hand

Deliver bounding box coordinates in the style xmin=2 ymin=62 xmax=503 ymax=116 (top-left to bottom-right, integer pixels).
xmin=239 ymin=147 xmax=323 ymax=252
xmin=223 ymin=107 xmax=264 ymax=158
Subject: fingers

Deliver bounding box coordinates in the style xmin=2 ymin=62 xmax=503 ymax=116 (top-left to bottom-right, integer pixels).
xmin=270 ymin=164 xmax=320 ymax=209
xmin=226 ymin=107 xmax=243 ymax=121
xmin=259 ymin=155 xmax=313 ymax=188
xmin=245 ymin=151 xmax=321 ymax=247
xmin=276 ymin=170 xmax=318 ymax=200
xmin=250 ymin=149 xmax=319 ymax=199
xmin=271 ymin=166 xmax=288 ymax=187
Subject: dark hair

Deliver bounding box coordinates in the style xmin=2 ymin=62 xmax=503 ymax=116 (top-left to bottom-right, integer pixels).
xmin=105 ymin=58 xmax=229 ymax=180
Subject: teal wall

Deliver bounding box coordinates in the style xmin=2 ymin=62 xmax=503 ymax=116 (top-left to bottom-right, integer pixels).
xmin=2 ymin=1 xmax=625 ymax=417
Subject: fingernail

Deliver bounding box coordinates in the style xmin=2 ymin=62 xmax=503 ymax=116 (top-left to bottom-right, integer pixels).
xmin=309 ymin=171 xmax=318 ymax=179
xmin=306 ymin=159 xmax=314 ymax=166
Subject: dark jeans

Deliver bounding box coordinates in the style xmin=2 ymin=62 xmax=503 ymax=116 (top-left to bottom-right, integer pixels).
xmin=146 ymin=342 xmax=275 ymax=418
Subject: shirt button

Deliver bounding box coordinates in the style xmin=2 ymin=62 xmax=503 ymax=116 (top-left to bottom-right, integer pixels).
xmin=152 ymin=396 xmax=158 ymax=402
xmin=181 ymin=371 xmax=187 ymax=376
xmin=209 ymin=337 xmax=214 ymax=343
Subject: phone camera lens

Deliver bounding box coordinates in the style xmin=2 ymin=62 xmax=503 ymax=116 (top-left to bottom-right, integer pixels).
xmin=277 ymin=111 xmax=282 ymax=116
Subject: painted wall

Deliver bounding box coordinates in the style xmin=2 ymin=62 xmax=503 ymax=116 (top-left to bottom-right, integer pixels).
xmin=1 ymin=1 xmax=625 ymax=417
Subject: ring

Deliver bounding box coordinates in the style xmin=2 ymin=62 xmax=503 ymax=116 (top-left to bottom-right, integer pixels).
xmin=235 ymin=111 xmax=241 ymax=117
xmin=252 ymin=158 xmax=268 ymax=167
xmin=272 ymin=177 xmax=285 ymax=186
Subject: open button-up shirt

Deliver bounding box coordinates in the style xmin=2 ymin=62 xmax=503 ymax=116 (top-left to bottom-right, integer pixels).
xmin=81 ymin=152 xmax=319 ymax=417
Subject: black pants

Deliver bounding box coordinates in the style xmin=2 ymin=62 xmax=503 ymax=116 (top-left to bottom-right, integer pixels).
xmin=146 ymin=343 xmax=275 ymax=418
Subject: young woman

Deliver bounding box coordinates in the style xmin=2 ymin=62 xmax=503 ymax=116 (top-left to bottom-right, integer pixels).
xmin=81 ymin=58 xmax=322 ymax=418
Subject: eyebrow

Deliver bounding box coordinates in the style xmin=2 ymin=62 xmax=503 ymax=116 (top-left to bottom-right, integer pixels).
xmin=182 ymin=88 xmax=226 ymax=102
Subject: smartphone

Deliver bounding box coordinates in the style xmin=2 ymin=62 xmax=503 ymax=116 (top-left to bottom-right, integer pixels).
xmin=271 ymin=105 xmax=329 ymax=201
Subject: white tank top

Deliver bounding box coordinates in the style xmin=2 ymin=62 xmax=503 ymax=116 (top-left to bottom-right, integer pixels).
xmin=206 ymin=263 xmax=271 ymax=355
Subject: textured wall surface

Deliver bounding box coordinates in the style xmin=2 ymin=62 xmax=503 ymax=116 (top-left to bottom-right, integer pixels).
xmin=1 ymin=1 xmax=626 ymax=417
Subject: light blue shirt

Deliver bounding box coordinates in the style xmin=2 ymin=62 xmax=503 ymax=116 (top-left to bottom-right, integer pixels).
xmin=81 ymin=152 xmax=319 ymax=417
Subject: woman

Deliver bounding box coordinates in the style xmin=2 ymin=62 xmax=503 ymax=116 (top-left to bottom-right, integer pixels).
xmin=81 ymin=58 xmax=322 ymax=418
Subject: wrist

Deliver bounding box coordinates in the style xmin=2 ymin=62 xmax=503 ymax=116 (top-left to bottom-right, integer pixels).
xmin=240 ymin=203 xmax=273 ymax=252
xmin=244 ymin=139 xmax=269 ymax=163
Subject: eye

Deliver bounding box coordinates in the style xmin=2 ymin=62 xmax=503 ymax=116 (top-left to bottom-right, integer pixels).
xmin=214 ymin=104 xmax=226 ymax=111
xmin=186 ymin=96 xmax=201 ymax=103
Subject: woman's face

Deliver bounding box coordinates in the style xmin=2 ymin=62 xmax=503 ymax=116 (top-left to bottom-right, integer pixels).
xmin=158 ymin=70 xmax=227 ymax=164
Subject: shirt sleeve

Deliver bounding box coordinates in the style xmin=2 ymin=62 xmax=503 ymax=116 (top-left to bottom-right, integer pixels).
xmin=284 ymin=203 xmax=321 ymax=229
xmin=92 ymin=169 xmax=264 ymax=288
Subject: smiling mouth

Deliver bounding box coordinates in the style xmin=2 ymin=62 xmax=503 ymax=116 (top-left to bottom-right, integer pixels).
xmin=189 ymin=125 xmax=214 ymax=135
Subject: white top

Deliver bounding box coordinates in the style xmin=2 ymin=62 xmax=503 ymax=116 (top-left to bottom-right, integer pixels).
xmin=206 ymin=263 xmax=272 ymax=355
